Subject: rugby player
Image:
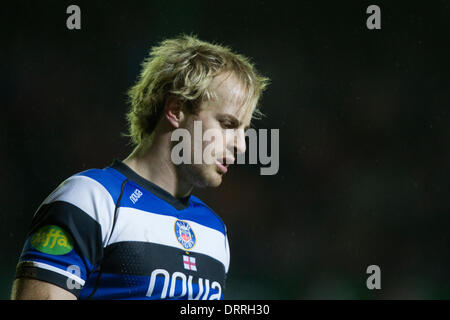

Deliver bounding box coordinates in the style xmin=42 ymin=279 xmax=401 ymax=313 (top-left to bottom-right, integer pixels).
xmin=11 ymin=35 xmax=268 ymax=299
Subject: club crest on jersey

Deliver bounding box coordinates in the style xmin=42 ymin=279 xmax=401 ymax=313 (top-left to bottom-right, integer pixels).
xmin=174 ymin=220 xmax=196 ymax=250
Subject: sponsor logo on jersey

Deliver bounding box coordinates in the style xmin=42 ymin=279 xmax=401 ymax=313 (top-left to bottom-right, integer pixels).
xmin=30 ymin=225 xmax=74 ymax=255
xmin=174 ymin=220 xmax=196 ymax=250
xmin=146 ymin=268 xmax=222 ymax=300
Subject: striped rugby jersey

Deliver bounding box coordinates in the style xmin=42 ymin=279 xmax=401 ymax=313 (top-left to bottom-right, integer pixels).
xmin=15 ymin=160 xmax=230 ymax=299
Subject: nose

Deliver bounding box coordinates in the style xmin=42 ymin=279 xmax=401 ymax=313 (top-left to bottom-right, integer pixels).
xmin=233 ymin=128 xmax=246 ymax=155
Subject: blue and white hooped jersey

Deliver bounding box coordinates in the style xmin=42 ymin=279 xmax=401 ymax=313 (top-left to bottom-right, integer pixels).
xmin=15 ymin=160 xmax=230 ymax=300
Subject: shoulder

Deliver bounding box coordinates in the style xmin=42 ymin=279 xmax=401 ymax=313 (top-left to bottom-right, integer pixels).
xmin=72 ymin=166 xmax=127 ymax=202
xmin=189 ymin=195 xmax=227 ymax=236
xmin=37 ymin=165 xmax=127 ymax=245
xmin=43 ymin=166 xmax=125 ymax=206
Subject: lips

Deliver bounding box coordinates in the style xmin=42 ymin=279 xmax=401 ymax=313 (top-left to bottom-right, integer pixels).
xmin=215 ymin=160 xmax=228 ymax=174
xmin=215 ymin=156 xmax=234 ymax=174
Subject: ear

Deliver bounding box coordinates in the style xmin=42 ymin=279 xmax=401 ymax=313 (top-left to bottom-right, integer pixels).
xmin=164 ymin=95 xmax=185 ymax=128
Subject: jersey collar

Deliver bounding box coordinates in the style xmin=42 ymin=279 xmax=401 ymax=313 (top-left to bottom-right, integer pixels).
xmin=110 ymin=159 xmax=191 ymax=211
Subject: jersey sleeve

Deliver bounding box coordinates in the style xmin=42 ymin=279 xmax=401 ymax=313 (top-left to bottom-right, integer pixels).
xmin=14 ymin=174 xmax=116 ymax=297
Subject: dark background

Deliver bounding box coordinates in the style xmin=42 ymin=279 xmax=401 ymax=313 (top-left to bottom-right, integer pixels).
xmin=1 ymin=0 xmax=449 ymax=299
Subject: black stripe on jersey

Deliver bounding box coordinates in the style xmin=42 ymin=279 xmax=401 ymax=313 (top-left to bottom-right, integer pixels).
xmin=29 ymin=201 xmax=103 ymax=268
xmin=15 ymin=262 xmax=82 ymax=297
xmin=100 ymin=241 xmax=226 ymax=287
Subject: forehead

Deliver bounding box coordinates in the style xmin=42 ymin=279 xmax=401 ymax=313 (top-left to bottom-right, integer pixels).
xmin=203 ymin=72 xmax=256 ymax=123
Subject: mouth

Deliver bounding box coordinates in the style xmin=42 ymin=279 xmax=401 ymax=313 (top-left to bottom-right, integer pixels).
xmin=215 ymin=156 xmax=234 ymax=174
xmin=215 ymin=160 xmax=228 ymax=174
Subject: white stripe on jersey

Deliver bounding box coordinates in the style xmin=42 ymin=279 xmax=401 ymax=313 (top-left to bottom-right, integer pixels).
xmin=108 ymin=206 xmax=229 ymax=271
xmin=38 ymin=175 xmax=116 ymax=247
xmin=224 ymin=235 xmax=230 ymax=273
xmin=17 ymin=261 xmax=86 ymax=286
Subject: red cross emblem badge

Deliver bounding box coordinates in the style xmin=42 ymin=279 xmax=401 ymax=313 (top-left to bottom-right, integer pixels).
xmin=183 ymin=255 xmax=197 ymax=271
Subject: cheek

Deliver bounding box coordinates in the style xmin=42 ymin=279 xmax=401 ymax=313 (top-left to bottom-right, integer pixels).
xmin=203 ymin=129 xmax=231 ymax=161
xmin=200 ymin=119 xmax=224 ymax=155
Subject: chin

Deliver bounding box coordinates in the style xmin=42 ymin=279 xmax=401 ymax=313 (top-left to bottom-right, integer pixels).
xmin=185 ymin=164 xmax=224 ymax=188
xmin=197 ymin=170 xmax=223 ymax=188
xmin=205 ymin=174 xmax=223 ymax=187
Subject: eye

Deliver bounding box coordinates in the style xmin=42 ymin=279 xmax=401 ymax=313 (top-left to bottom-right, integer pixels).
xmin=220 ymin=120 xmax=234 ymax=129
xmin=217 ymin=114 xmax=240 ymax=129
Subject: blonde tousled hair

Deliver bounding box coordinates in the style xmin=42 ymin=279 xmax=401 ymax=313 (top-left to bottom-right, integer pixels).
xmin=125 ymin=34 xmax=269 ymax=146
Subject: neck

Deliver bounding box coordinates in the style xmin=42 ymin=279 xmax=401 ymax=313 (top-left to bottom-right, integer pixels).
xmin=123 ymin=133 xmax=193 ymax=199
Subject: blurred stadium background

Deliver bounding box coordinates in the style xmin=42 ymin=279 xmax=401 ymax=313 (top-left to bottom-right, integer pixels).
xmin=1 ymin=0 xmax=449 ymax=299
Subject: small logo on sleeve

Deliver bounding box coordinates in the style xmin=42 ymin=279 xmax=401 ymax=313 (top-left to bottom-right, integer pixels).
xmin=30 ymin=225 xmax=74 ymax=255
xmin=174 ymin=220 xmax=196 ymax=250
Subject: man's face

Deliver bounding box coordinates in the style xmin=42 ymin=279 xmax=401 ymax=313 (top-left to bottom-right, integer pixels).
xmin=178 ymin=72 xmax=255 ymax=188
